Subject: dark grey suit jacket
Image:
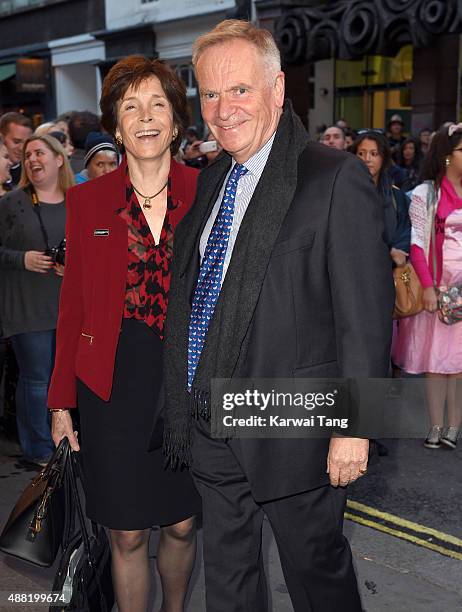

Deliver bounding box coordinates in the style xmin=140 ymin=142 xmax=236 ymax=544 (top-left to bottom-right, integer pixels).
xmin=163 ymin=105 xmax=395 ymax=501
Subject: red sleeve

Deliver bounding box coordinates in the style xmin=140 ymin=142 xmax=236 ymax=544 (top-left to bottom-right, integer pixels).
xmin=47 ymin=187 xmax=84 ymax=408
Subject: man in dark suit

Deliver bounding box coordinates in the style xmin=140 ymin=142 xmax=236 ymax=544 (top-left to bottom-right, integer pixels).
xmin=163 ymin=19 xmax=394 ymax=612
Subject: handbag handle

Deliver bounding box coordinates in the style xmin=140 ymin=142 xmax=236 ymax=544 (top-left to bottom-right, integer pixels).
xmin=29 ymin=438 xmax=71 ymax=540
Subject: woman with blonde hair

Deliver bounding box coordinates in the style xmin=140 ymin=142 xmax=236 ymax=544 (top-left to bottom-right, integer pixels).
xmin=0 ymin=134 xmax=74 ymax=465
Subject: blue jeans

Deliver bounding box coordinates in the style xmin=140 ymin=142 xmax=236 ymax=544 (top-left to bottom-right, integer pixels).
xmin=10 ymin=330 xmax=56 ymax=462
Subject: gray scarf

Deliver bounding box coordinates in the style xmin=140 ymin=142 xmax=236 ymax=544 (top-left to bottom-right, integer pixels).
xmin=163 ymin=102 xmax=310 ymax=467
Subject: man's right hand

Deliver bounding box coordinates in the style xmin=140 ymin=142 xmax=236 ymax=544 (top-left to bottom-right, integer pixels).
xmin=422 ymin=286 xmax=438 ymax=313
xmin=24 ymin=251 xmax=53 ymax=273
xmin=51 ymin=410 xmax=80 ymax=451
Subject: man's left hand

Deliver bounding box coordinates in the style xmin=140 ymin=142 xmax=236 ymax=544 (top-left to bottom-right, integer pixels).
xmin=327 ymin=437 xmax=369 ymax=487
xmin=53 ymin=263 xmax=64 ymax=277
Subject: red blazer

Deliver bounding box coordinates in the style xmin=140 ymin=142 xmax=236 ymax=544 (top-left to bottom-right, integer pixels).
xmin=48 ymin=158 xmax=198 ymax=407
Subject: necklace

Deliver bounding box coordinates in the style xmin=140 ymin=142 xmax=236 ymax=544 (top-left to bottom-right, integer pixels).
xmin=132 ymin=180 xmax=168 ymax=209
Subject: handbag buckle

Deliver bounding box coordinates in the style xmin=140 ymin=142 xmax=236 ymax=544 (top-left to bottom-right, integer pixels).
xmin=28 ymin=486 xmax=53 ymax=538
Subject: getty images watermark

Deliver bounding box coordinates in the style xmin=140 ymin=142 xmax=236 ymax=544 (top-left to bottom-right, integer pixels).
xmin=211 ymin=379 xmax=353 ymax=439
xmin=210 ymin=378 xmax=450 ymax=439
xmin=221 ymin=388 xmax=348 ymax=430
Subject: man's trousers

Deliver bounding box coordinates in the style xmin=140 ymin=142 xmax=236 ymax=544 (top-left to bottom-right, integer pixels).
xmin=191 ymin=418 xmax=362 ymax=612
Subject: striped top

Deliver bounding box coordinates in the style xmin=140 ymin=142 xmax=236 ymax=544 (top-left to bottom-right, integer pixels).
xmin=199 ymin=133 xmax=276 ymax=284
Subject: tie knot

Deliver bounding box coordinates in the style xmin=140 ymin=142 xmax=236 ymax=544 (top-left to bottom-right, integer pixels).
xmin=231 ymin=163 xmax=247 ymax=181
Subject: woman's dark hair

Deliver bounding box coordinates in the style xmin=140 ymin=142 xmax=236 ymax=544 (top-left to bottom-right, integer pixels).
xmin=68 ymin=111 xmax=101 ymax=150
xmin=396 ymin=137 xmax=422 ymax=169
xmin=420 ymin=125 xmax=462 ymax=190
xmin=100 ymin=56 xmax=189 ymax=156
xmin=350 ymin=131 xmax=396 ymax=247
xmin=350 ymin=132 xmax=392 ymax=193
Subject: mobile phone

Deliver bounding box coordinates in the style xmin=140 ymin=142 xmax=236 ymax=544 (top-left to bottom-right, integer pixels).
xmin=199 ymin=140 xmax=218 ymax=154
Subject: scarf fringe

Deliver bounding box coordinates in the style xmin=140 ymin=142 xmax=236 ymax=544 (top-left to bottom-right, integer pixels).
xmin=191 ymin=387 xmax=211 ymax=421
xmin=163 ymin=387 xmax=211 ymax=468
xmin=163 ymin=425 xmax=193 ymax=469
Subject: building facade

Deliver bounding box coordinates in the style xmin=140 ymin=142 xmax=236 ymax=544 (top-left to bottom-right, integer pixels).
xmin=0 ymin=0 xmax=105 ymax=123
xmin=256 ymin=0 xmax=462 ymax=135
xmin=0 ymin=0 xmax=252 ymax=126
xmin=99 ymin=0 xmax=251 ymax=127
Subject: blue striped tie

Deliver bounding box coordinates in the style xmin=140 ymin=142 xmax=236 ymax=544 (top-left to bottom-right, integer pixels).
xmin=187 ymin=163 xmax=248 ymax=391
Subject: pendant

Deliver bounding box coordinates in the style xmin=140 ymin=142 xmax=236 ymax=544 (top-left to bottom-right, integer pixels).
xmin=143 ymin=199 xmax=152 ymax=209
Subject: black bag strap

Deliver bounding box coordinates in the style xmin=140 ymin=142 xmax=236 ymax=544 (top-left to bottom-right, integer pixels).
xmin=61 ymin=457 xmax=75 ymax=552
xmin=26 ymin=186 xmax=51 ymax=252
xmin=67 ymin=452 xmax=91 ymax=553
xmin=67 ymin=451 xmax=108 ymax=612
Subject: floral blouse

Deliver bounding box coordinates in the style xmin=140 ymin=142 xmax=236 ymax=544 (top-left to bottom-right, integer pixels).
xmin=117 ymin=165 xmax=180 ymax=339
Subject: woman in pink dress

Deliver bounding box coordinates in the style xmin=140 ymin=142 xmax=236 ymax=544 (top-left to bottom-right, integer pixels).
xmin=395 ymin=124 xmax=462 ymax=449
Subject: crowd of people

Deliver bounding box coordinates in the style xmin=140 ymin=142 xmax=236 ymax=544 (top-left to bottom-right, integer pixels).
xmin=0 ymin=17 xmax=460 ymax=612
xmin=0 ymin=106 xmax=220 ymax=468
xmin=318 ymin=116 xmax=462 ymax=450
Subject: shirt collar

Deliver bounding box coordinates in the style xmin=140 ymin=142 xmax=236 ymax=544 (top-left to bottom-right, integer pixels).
xmin=231 ymin=132 xmax=276 ymax=180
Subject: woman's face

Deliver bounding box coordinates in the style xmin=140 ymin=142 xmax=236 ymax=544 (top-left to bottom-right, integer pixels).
xmin=87 ymin=150 xmax=118 ymax=179
xmin=448 ymin=136 xmax=462 ymax=176
xmin=54 ymin=120 xmax=69 ymax=136
xmin=355 ymin=138 xmax=383 ymax=180
xmin=63 ymin=133 xmax=74 ymax=158
xmin=24 ymin=140 xmax=63 ymax=190
xmin=402 ymin=142 xmax=415 ymax=162
xmin=115 ymin=76 xmax=175 ymax=164
xmin=0 ymin=143 xmax=12 ymax=184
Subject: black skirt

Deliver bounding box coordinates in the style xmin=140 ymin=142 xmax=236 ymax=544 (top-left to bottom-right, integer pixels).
xmin=77 ymin=318 xmax=201 ymax=530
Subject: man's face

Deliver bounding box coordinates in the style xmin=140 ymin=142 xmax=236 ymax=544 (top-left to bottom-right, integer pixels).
xmin=420 ymin=130 xmax=431 ymax=146
xmin=390 ymin=121 xmax=402 ymax=138
xmin=321 ymin=127 xmax=346 ymax=150
xmin=3 ymin=122 xmax=32 ymax=164
xmin=196 ymin=40 xmax=285 ymax=164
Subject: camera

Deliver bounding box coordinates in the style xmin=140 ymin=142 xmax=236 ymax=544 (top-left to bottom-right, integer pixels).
xmin=45 ymin=238 xmax=66 ymax=266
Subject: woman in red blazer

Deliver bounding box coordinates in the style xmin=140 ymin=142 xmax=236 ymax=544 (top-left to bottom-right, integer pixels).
xmin=48 ymin=57 xmax=201 ymax=612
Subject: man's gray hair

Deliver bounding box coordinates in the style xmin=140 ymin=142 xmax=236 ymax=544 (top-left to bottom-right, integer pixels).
xmin=192 ymin=19 xmax=281 ymax=80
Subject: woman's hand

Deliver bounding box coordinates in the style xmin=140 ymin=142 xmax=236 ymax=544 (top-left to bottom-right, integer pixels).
xmin=53 ymin=263 xmax=64 ymax=277
xmin=51 ymin=410 xmax=80 ymax=451
xmin=24 ymin=250 xmax=53 ymax=273
xmin=390 ymin=248 xmax=408 ymax=267
xmin=423 ymin=286 xmax=438 ymax=313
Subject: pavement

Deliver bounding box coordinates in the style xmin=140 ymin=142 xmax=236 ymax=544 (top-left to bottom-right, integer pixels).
xmin=0 ymin=433 xmax=461 ymax=612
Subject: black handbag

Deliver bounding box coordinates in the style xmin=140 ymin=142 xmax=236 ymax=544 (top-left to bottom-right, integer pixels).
xmin=50 ymin=451 xmax=114 ymax=612
xmin=0 ymin=438 xmax=70 ymax=567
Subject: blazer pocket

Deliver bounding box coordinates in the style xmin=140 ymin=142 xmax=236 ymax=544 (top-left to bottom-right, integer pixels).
xmin=271 ymin=230 xmax=315 ymax=258
xmin=79 ymin=332 xmax=94 ymax=347
xmin=293 ymin=360 xmax=339 ymax=377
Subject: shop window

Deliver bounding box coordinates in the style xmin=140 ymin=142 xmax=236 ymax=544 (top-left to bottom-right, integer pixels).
xmin=334 ymin=45 xmax=413 ymax=130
